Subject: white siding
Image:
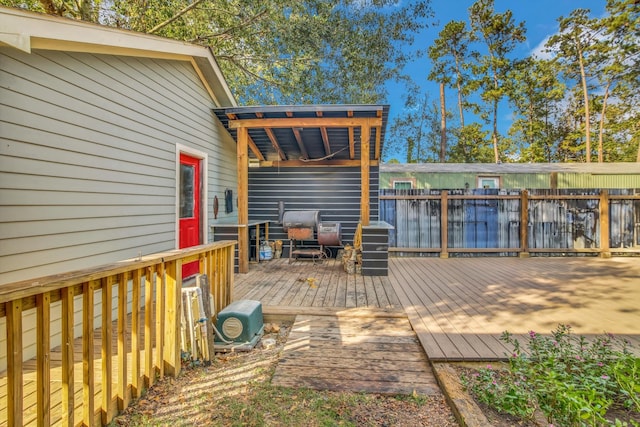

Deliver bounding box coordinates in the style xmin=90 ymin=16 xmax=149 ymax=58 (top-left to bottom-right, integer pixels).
xmin=0 ymin=47 xmax=237 ymax=370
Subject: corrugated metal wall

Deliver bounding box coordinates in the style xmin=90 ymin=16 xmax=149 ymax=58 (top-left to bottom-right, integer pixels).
xmin=248 ymin=166 xmax=379 ymax=249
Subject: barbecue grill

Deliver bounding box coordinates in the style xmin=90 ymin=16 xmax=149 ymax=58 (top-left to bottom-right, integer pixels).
xmin=282 ymin=210 xmax=342 ymax=263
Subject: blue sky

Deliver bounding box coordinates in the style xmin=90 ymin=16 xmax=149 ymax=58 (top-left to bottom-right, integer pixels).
xmin=383 ymin=0 xmax=606 ymax=161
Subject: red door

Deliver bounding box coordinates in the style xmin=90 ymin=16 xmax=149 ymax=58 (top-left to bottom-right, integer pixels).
xmin=179 ymin=153 xmax=201 ymax=278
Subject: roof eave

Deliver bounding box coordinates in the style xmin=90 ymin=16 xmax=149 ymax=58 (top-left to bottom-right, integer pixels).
xmin=0 ymin=6 xmax=236 ymax=107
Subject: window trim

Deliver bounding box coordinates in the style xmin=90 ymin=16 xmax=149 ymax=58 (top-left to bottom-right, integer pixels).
xmin=391 ymin=177 xmax=416 ymax=190
xmin=476 ymin=175 xmax=501 ymax=189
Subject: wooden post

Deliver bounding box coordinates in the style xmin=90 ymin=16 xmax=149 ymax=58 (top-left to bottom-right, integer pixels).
xmin=131 ymin=268 xmax=141 ymax=398
xmin=520 ymin=190 xmax=530 ymax=257
xmin=101 ymin=276 xmax=114 ymax=424
xmin=36 ymin=292 xmax=51 ymax=427
xmin=155 ymin=263 xmax=165 ymax=380
xmin=144 ymin=266 xmax=154 ymax=388
xmin=237 ymin=126 xmax=249 ymax=273
xmin=360 ymin=124 xmax=371 ymax=226
xmin=6 ymin=299 xmax=23 ymax=427
xmin=600 ymin=190 xmax=611 ymax=258
xmin=164 ymin=259 xmax=182 ymax=377
xmin=117 ymin=273 xmax=128 ymax=411
xmin=82 ymin=281 xmax=95 ymax=427
xmin=227 ymin=243 xmax=235 ymax=307
xmin=61 ymin=286 xmax=74 ymax=427
xmin=440 ymin=191 xmax=449 ymax=258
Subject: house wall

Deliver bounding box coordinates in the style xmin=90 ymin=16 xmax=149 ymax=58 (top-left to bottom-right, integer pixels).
xmin=246 ymin=165 xmax=380 ymax=254
xmin=0 ymin=47 xmax=237 ymax=370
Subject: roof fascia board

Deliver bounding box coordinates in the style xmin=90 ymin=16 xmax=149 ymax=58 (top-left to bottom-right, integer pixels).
xmin=228 ymin=117 xmax=383 ymax=129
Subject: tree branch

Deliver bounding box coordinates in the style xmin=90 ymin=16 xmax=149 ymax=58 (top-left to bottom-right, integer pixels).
xmin=148 ymin=0 xmax=206 ymax=34
xmin=190 ymin=10 xmax=269 ymax=43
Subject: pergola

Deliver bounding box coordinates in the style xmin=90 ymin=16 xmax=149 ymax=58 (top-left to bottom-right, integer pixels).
xmin=213 ymin=104 xmax=389 ymax=272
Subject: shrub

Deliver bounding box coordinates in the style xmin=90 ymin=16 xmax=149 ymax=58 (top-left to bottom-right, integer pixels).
xmin=464 ymin=324 xmax=639 ymax=426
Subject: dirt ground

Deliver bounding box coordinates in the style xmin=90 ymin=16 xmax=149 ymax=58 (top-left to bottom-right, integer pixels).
xmin=111 ymin=322 xmax=459 ymax=426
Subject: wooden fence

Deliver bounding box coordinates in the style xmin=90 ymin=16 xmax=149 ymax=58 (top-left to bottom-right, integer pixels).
xmin=380 ymin=189 xmax=640 ymax=257
xmin=0 ymin=241 xmax=235 ymax=426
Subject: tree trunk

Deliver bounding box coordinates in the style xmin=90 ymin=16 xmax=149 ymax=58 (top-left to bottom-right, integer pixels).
xmin=455 ymin=56 xmax=465 ymax=128
xmin=439 ymin=82 xmax=447 ymax=163
xmin=576 ymin=39 xmax=591 ymax=162
xmin=492 ymin=73 xmax=499 ymax=163
xmin=598 ymin=80 xmax=611 ymax=163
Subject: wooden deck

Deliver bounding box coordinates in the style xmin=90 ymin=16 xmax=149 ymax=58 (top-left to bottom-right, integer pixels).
xmin=236 ymin=256 xmax=640 ymax=362
xmin=5 ymin=255 xmax=638 ymax=424
xmin=389 ymin=256 xmax=640 ymax=361
xmin=234 ymin=257 xmax=402 ymax=310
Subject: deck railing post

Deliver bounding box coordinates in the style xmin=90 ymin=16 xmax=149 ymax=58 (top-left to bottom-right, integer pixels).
xmin=144 ymin=266 xmax=154 ymax=389
xmin=6 ymin=299 xmax=23 ymax=427
xmin=61 ymin=286 xmax=74 ymax=427
xmin=117 ymin=273 xmax=129 ymax=411
xmin=131 ymin=268 xmax=142 ymax=398
xmin=36 ymin=292 xmax=51 ymax=427
xmin=82 ymin=281 xmax=96 ymax=427
xmin=101 ymin=276 xmax=114 ymax=424
xmin=440 ymin=191 xmax=449 ymax=258
xmin=520 ymin=190 xmax=530 ymax=257
xmin=163 ymin=259 xmax=182 ymax=377
xmin=600 ymin=190 xmax=611 ymax=258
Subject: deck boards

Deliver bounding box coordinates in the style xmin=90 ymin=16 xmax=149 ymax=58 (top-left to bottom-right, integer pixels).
xmin=388 ymin=256 xmax=640 ymax=361
xmin=272 ymin=314 xmax=440 ymax=395
xmin=235 ymin=258 xmax=400 ymax=310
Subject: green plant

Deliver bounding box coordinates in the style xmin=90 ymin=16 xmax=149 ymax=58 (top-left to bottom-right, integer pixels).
xmin=465 ymin=324 xmax=639 ymax=427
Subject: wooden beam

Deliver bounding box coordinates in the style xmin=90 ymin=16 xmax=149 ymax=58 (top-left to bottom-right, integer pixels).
xmin=226 ymin=113 xmax=265 ymax=161
xmin=287 ymin=111 xmax=310 ymax=159
xmin=256 ymin=112 xmax=287 ymax=160
xmin=374 ymin=110 xmax=382 ymax=160
xmin=228 ymin=116 xmax=382 ymax=129
xmin=237 ymin=126 xmax=249 ymax=273
xmin=259 ymin=159 xmax=379 ymax=168
xmin=360 ymin=125 xmax=371 ymax=226
xmin=316 ymin=111 xmax=331 ymax=156
xmin=348 ymin=111 xmax=355 ymax=160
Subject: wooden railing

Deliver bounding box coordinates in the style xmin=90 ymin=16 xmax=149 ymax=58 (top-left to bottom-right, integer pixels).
xmin=380 ymin=189 xmax=640 ymax=257
xmin=0 ymin=241 xmax=236 ymax=426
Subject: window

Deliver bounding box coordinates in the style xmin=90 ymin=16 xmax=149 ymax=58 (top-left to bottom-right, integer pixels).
xmin=477 ymin=176 xmax=500 ymax=189
xmin=391 ymin=178 xmax=416 ymax=190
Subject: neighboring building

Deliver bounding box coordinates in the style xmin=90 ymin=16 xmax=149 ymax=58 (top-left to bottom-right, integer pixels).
xmin=0 ymin=7 xmax=238 ymax=285
xmin=380 ymin=163 xmax=640 ymax=190
xmin=0 ymin=6 xmax=237 ymax=370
